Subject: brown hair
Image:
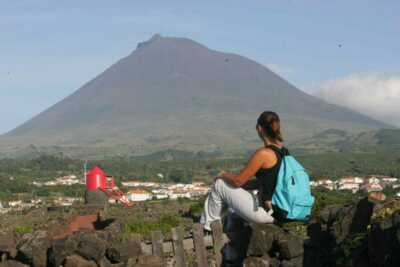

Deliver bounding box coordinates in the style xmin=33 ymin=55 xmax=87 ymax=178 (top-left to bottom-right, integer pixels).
xmin=257 ymin=111 xmax=283 ymax=143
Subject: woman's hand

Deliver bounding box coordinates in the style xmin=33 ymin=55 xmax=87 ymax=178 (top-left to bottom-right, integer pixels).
xmin=218 ymin=170 xmax=227 ymax=177
xmin=214 ymin=170 xmax=227 ymax=181
xmin=264 ymin=200 xmax=273 ymax=211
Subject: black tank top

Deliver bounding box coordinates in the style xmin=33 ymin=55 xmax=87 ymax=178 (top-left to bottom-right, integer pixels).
xmin=255 ymin=145 xmax=289 ymax=203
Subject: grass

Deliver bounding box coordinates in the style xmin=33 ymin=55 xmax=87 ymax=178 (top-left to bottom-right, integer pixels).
xmin=14 ymin=225 xmax=34 ymax=235
xmin=122 ymin=214 xmax=183 ymax=239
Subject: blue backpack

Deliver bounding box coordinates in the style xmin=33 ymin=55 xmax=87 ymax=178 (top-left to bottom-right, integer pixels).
xmin=271 ymin=148 xmax=314 ymax=221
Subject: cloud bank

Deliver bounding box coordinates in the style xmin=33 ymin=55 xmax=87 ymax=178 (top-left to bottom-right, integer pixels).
xmin=312 ymin=73 xmax=400 ymax=127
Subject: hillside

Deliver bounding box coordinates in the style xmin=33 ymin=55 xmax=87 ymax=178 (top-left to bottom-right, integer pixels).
xmin=2 ymin=34 xmax=389 ymax=155
xmin=293 ymin=128 xmax=400 ymax=154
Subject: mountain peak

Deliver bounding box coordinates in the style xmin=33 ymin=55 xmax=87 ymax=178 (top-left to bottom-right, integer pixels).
xmin=6 ymin=35 xmax=387 ymax=150
xmin=137 ymin=33 xmax=163 ymax=49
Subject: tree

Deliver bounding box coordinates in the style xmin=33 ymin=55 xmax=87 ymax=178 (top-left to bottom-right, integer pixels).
xmin=169 ymin=169 xmax=185 ymax=183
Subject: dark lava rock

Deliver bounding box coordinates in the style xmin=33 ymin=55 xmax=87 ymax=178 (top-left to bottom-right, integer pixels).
xmin=247 ymin=224 xmax=284 ymax=256
xmin=105 ymin=240 xmax=142 ymax=263
xmin=49 ymin=235 xmax=80 ymax=267
xmin=318 ymin=204 xmax=341 ymax=225
xmin=49 ymin=230 xmax=107 ymax=266
xmin=331 ymin=197 xmax=373 ymax=244
xmin=0 ymin=260 xmax=28 ymax=267
xmin=368 ymin=220 xmax=400 ymax=267
xmin=280 ymin=256 xmax=303 ymax=267
xmin=392 ymin=210 xmax=400 ymax=226
xmin=64 ymin=255 xmax=97 ymax=267
xmin=16 ymin=231 xmax=50 ymax=267
xmin=275 ymin=233 xmax=304 ymax=260
xmin=0 ymin=234 xmax=17 ymax=260
xmin=243 ymin=255 xmax=278 ymax=267
xmin=97 ymin=257 xmax=124 ymax=267
xmin=222 ymin=212 xmax=253 ymax=266
xmin=75 ymin=231 xmax=107 ymax=263
xmin=134 ymin=255 xmax=163 ymax=267
xmin=101 ymin=220 xmax=124 ymax=242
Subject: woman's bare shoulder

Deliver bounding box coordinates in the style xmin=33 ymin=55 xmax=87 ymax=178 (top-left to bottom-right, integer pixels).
xmin=254 ymin=147 xmax=276 ymax=158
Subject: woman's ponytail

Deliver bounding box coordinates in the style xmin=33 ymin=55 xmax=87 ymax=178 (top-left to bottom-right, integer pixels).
xmin=257 ymin=111 xmax=283 ymax=143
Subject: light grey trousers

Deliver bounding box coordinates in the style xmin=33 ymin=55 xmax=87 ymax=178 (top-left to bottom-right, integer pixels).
xmin=200 ymin=179 xmax=274 ymax=231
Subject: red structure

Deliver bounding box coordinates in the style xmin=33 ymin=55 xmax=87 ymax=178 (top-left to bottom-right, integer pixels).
xmin=85 ymin=166 xmax=130 ymax=206
xmin=86 ymin=166 xmax=107 ymax=190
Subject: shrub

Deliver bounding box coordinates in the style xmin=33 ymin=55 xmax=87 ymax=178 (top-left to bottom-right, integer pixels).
xmin=14 ymin=225 xmax=34 ymax=235
xmin=123 ymin=214 xmax=182 ymax=238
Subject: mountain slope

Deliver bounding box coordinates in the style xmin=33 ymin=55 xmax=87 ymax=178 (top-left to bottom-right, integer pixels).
xmin=4 ymin=34 xmax=389 ymax=152
xmin=292 ymin=128 xmax=400 ymax=155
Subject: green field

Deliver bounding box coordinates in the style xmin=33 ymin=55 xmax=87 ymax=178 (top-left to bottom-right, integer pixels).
xmin=1 ymin=143 xmax=400 ymax=201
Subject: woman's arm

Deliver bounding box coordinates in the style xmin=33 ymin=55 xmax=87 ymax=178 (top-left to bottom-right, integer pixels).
xmin=218 ymin=149 xmax=267 ymax=187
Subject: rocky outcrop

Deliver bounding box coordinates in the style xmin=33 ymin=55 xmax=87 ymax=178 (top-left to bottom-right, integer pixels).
xmin=16 ymin=231 xmax=50 ymax=267
xmin=0 ymin=234 xmax=17 ymax=261
xmin=63 ymin=255 xmax=97 ymax=267
xmin=2 ymin=197 xmax=400 ymax=267
xmin=0 ymin=260 xmax=28 ymax=267
xmin=367 ymin=207 xmax=400 ymax=266
xmin=48 ymin=220 xmax=129 ymax=266
xmin=0 ymin=217 xmax=163 ymax=267
xmin=224 ymin=197 xmax=400 ymax=267
xmin=133 ymin=255 xmax=163 ymax=267
xmin=106 ymin=240 xmax=142 ymax=264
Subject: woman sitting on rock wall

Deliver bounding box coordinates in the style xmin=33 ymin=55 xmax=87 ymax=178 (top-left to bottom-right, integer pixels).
xmin=201 ymin=111 xmax=289 ymax=230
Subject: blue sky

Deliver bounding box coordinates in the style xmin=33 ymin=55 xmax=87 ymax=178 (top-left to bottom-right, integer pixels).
xmin=1 ymin=0 xmax=399 ymax=133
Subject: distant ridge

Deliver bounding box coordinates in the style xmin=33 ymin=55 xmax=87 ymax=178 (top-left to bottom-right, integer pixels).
xmin=4 ymin=34 xmax=389 ymax=153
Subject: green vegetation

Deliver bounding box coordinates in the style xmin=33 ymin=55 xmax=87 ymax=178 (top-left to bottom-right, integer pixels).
xmin=122 ymin=215 xmax=182 ymax=239
xmin=336 ymin=232 xmax=368 ymax=266
xmin=298 ymin=148 xmax=400 ymax=179
xmin=14 ymin=225 xmax=34 ymax=235
xmin=1 ymin=145 xmax=400 ymax=201
xmin=311 ymin=188 xmax=358 ymax=215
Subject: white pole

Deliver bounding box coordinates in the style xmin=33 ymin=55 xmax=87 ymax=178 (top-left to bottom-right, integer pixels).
xmin=83 ymin=160 xmax=87 ymax=184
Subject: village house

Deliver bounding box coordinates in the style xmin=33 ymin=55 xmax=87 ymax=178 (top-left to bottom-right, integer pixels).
xmin=121 ymin=181 xmax=210 ymax=201
xmin=53 ymin=197 xmax=82 ymax=206
xmin=32 ymin=174 xmax=82 ymax=187
xmin=154 ymin=193 xmax=169 ymax=200
xmin=0 ymin=203 xmax=9 ymax=214
xmin=338 ymin=176 xmax=364 ymax=185
xmin=122 ymin=181 xmax=160 ymax=188
xmin=189 ymin=188 xmax=210 ymax=197
xmin=151 ymin=189 xmax=169 ymax=200
xmin=337 ymin=182 xmax=360 ymax=193
xmin=366 ymin=176 xmax=381 ymax=185
xmin=54 ymin=175 xmax=82 ymax=186
xmin=362 ymin=183 xmax=383 ymax=193
xmin=8 ymin=200 xmax=23 ymax=208
xmin=381 ymin=177 xmax=398 ymax=183
xmin=30 ymin=198 xmax=43 ymax=206
xmin=313 ymin=178 xmax=335 ymax=190
xmin=125 ymin=189 xmax=153 ymax=202
xmin=192 ymin=182 xmax=205 ymax=187
xmin=334 ymin=176 xmax=365 ymax=193
xmin=44 ymin=181 xmax=57 ymax=186
xmin=380 ymin=176 xmax=399 ymax=188
xmin=168 ymin=189 xmax=191 ymax=199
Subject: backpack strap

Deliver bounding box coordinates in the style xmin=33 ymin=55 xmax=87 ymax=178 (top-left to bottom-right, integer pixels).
xmin=266 ymin=146 xmax=290 ymax=178
xmin=265 ymin=145 xmax=289 ymax=158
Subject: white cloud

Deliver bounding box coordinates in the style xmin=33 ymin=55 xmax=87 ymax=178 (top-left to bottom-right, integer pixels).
xmin=312 ymin=73 xmax=400 ymax=127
